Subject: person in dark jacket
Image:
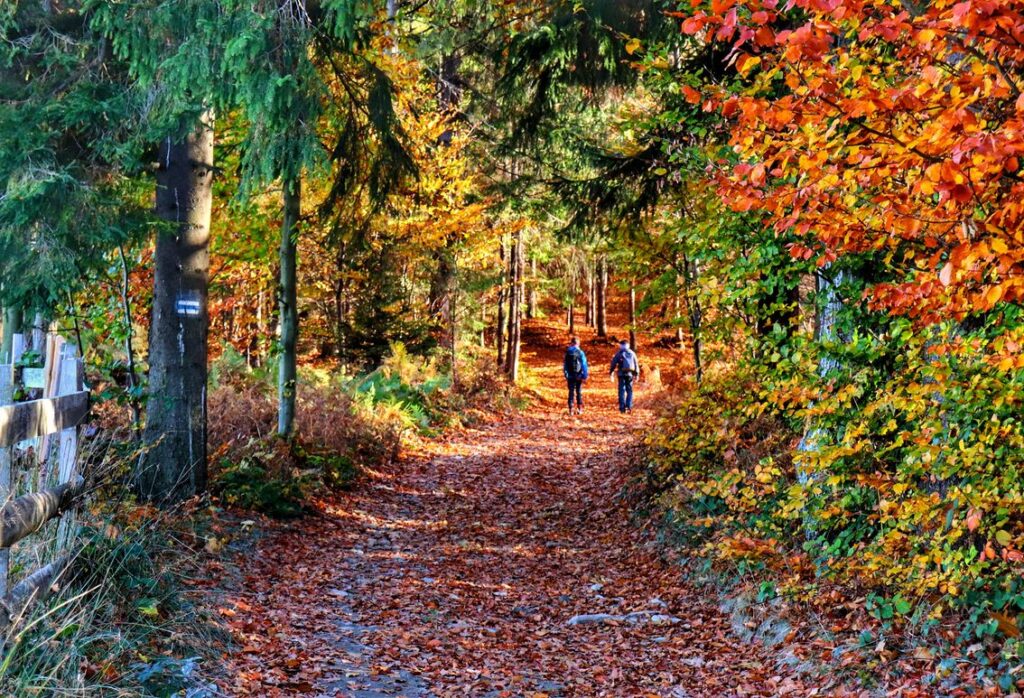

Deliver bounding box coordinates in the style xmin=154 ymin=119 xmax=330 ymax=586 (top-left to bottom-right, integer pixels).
xmin=609 ymin=339 xmax=640 ymax=413
xmin=563 ymin=336 xmax=589 ymax=415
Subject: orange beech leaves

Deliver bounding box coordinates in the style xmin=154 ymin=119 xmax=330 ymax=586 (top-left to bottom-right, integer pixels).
xmin=682 ymin=0 xmax=1024 ymax=327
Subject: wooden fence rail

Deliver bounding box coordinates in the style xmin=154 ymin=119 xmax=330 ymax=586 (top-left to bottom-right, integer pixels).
xmin=0 ymin=333 xmax=87 ymax=634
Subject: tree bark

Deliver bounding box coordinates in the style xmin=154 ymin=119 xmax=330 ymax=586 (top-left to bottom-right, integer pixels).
xmin=0 ymin=476 xmax=83 ymax=549
xmin=430 ymin=49 xmax=461 ymax=370
xmin=449 ymin=256 xmax=459 ymax=390
xmin=674 ymin=295 xmax=685 ymax=351
xmin=526 ymin=255 xmax=537 ymax=319
xmin=585 ymin=264 xmax=594 ymax=326
xmin=504 ymin=231 xmax=522 ymax=379
xmin=596 ymin=257 xmax=607 ymax=338
xmin=1 ymin=305 xmax=22 ymax=364
xmin=496 ymin=236 xmax=506 ymax=367
xmin=682 ymin=258 xmax=703 ymax=384
xmin=278 ymin=175 xmax=300 ymax=437
xmin=628 ymin=284 xmax=637 ymax=350
xmin=0 ymin=554 xmax=71 ymax=633
xmin=138 ymin=115 xmax=213 ymax=504
xmin=117 ymin=245 xmax=141 ymax=436
xmin=505 ymin=231 xmax=523 ymax=382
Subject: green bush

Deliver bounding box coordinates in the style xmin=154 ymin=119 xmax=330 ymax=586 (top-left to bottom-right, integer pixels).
xmin=214 ymin=448 xmax=311 ymax=519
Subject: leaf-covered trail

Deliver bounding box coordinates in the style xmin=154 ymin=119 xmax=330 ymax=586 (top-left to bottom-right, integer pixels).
xmin=218 ymin=322 xmax=818 ymax=697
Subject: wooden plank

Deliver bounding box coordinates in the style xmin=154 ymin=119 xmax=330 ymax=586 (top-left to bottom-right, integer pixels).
xmin=0 ymin=392 xmax=88 ymax=448
xmin=0 ymin=476 xmax=84 ymax=550
xmin=55 ymin=347 xmax=82 ymax=552
xmin=38 ymin=334 xmax=64 ymax=468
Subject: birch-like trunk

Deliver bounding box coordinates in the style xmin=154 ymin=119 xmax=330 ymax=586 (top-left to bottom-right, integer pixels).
xmin=277 ymin=175 xmax=301 ymax=437
xmin=796 ymin=269 xmax=847 ymax=486
xmin=526 ymin=256 xmax=537 ymax=319
xmin=628 ymin=284 xmax=637 ymax=350
xmin=496 ymin=237 xmax=506 ymax=367
xmin=596 ymin=257 xmax=607 ymax=338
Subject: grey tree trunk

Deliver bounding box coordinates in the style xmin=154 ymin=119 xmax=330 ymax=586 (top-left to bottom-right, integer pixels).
xmin=794 ymin=268 xmax=849 ymax=540
xmin=628 ymin=284 xmax=637 ymax=350
xmin=596 ymin=257 xmax=607 ymax=338
xmin=118 ymin=245 xmax=142 ymax=436
xmin=138 ymin=116 xmax=214 ymax=504
xmin=683 ymin=258 xmax=703 ymax=384
xmin=430 ymin=49 xmax=461 ymax=374
xmin=675 ymin=295 xmax=685 ymax=351
xmin=585 ymin=265 xmax=594 ymax=326
xmin=1 ymin=306 xmax=22 ymax=364
xmin=505 ymin=232 xmax=523 ymax=382
xmin=449 ymin=256 xmax=459 ymax=390
xmin=504 ymin=231 xmax=522 ymax=379
xmin=526 ymin=256 xmax=537 ymax=319
xmin=278 ymin=175 xmax=301 ymax=437
xmin=496 ymin=237 xmax=506 ymax=367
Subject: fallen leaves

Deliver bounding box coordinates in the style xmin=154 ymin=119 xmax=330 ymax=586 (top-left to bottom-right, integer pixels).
xmin=207 ymin=324 xmax=834 ymax=696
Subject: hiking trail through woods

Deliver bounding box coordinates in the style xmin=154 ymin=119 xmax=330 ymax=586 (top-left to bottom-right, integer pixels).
xmin=213 ymin=320 xmax=828 ymax=697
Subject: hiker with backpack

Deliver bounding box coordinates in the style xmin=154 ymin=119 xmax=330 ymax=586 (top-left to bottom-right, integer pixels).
xmin=610 ymin=339 xmax=640 ymax=414
xmin=563 ymin=336 xmax=589 ymax=415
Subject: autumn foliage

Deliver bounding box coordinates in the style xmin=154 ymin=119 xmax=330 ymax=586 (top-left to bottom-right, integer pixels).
xmin=640 ymin=0 xmax=1024 ymax=666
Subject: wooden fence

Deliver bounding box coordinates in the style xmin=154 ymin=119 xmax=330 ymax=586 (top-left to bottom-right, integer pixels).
xmin=0 ymin=332 xmax=87 ymax=634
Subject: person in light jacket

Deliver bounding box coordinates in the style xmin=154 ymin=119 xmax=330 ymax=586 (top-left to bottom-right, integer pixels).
xmin=609 ymin=339 xmax=640 ymax=413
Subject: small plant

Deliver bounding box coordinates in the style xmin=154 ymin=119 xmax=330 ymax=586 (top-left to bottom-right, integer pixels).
xmin=214 ymin=446 xmax=311 ymax=519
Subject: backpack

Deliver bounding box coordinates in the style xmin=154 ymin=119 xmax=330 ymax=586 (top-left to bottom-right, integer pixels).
xmin=566 ymin=348 xmax=584 ymax=377
xmin=616 ymin=349 xmax=637 ymax=376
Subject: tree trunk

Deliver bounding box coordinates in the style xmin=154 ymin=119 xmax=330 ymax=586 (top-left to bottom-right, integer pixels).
xmin=585 ymin=265 xmax=594 ymax=326
xmin=526 ymin=256 xmax=537 ymax=319
xmin=628 ymin=284 xmax=637 ymax=350
xmin=596 ymin=257 xmax=607 ymax=338
xmin=795 ymin=267 xmax=848 ymax=539
xmin=674 ymin=295 xmax=685 ymax=351
xmin=334 ymin=242 xmax=348 ymax=368
xmin=431 ymin=49 xmax=461 ymax=370
xmin=504 ymin=231 xmax=520 ymax=378
xmin=506 ymin=232 xmax=523 ymax=382
xmin=278 ymin=175 xmax=300 ymax=437
xmin=1 ymin=306 xmax=22 ymax=364
xmin=683 ymin=258 xmax=703 ymax=384
xmin=496 ymin=237 xmax=506 ymax=367
xmin=138 ymin=116 xmax=213 ymax=504
xmin=117 ymin=245 xmax=142 ymax=436
xmin=449 ymin=255 xmax=459 ymax=390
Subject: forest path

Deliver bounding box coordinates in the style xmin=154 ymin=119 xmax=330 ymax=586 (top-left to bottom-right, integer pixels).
xmin=216 ymin=319 xmax=818 ymax=697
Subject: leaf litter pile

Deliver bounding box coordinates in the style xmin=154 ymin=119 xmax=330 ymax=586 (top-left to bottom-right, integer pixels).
xmin=214 ymin=331 xmax=842 ymax=697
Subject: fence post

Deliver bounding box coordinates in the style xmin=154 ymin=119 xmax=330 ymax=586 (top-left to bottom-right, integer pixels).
xmin=0 ymin=363 xmax=11 ymax=598
xmin=40 ymin=334 xmax=66 ymax=483
xmin=55 ymin=344 xmax=83 ymax=553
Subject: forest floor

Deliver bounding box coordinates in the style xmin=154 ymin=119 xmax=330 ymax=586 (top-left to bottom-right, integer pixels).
xmin=210 ymin=317 xmax=850 ymax=697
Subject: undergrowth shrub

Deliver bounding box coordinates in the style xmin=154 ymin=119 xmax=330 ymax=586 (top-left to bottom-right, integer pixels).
xmin=645 ymin=329 xmax=1024 ymax=682
xmin=644 ymin=367 xmax=800 ymax=566
xmin=0 ymin=436 xmax=221 ymax=697
xmin=208 ymin=342 xmax=514 ymax=516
